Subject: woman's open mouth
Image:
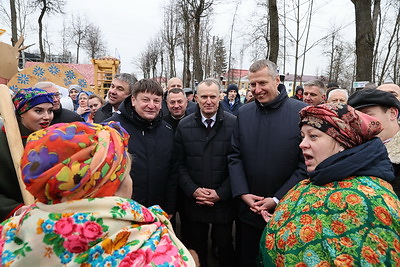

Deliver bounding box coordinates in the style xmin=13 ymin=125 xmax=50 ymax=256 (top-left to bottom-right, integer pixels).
xmin=39 ymin=122 xmax=50 ymax=128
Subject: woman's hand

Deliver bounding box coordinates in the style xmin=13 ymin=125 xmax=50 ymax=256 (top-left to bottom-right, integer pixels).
xmin=261 ymin=210 xmax=273 ymax=223
xmin=76 ymin=106 xmax=90 ymax=115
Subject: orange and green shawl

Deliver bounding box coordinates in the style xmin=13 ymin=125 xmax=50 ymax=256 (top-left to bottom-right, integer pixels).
xmin=260 ymin=176 xmax=400 ymax=266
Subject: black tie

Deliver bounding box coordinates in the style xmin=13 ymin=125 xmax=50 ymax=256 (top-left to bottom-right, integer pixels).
xmin=205 ymin=118 xmax=213 ymax=133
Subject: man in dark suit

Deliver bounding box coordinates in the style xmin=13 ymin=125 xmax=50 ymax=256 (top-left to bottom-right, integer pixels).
xmin=176 ymin=78 xmax=236 ymax=267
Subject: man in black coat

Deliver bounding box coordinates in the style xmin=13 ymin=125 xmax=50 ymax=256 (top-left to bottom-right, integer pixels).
xmin=94 ymin=73 xmax=137 ymax=122
xmin=105 ymin=79 xmax=177 ymax=216
xmin=228 ymin=60 xmax=307 ymax=267
xmin=176 ymin=78 xmax=236 ymax=267
xmin=35 ymin=81 xmax=83 ymax=124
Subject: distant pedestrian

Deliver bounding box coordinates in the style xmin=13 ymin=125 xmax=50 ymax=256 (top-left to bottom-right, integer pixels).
xmin=220 ymin=84 xmax=242 ymax=116
xmin=290 ymin=85 xmax=303 ymax=101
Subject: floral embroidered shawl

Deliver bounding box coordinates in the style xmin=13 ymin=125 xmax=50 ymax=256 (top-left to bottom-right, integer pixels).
xmin=260 ymin=176 xmax=400 ymax=266
xmin=0 ymin=197 xmax=195 ymax=266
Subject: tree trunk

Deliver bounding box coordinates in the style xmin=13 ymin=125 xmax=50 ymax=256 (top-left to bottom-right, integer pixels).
xmin=378 ymin=9 xmax=400 ymax=84
xmin=300 ymin=0 xmax=314 ymax=83
xmin=193 ymin=15 xmax=203 ymax=83
xmin=292 ymin=0 xmax=300 ymax=91
xmin=351 ymin=0 xmax=375 ymax=81
xmin=268 ymin=0 xmax=279 ymax=63
xmin=328 ymin=34 xmax=335 ymax=82
xmin=76 ymin=36 xmax=81 ymax=63
xmin=169 ymin=50 xmax=176 ymax=78
xmin=394 ymin=30 xmax=399 ymax=84
xmin=10 ymin=0 xmax=18 ymax=46
xmin=38 ymin=0 xmax=47 ymax=62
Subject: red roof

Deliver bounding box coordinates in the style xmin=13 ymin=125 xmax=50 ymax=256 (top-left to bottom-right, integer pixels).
xmin=25 ymin=62 xmax=94 ymax=86
xmin=223 ymin=69 xmax=248 ymax=79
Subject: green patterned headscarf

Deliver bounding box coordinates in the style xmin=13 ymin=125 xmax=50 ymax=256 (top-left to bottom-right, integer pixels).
xmin=12 ymin=87 xmax=54 ymax=115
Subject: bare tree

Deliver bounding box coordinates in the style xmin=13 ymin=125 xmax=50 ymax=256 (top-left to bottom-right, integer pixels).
xmin=137 ymin=36 xmax=162 ymax=79
xmin=149 ymin=37 xmax=162 ymax=78
xmin=377 ymin=8 xmax=400 ymax=84
xmin=137 ymin=51 xmax=151 ymax=79
xmin=82 ymin=23 xmax=107 ymax=59
xmin=43 ymin=25 xmax=52 ymax=59
xmin=30 ymin=0 xmax=65 ymax=61
xmin=393 ymin=26 xmax=400 ymax=84
xmin=69 ymin=14 xmax=88 ymax=63
xmin=178 ymin=0 xmax=193 ymax=87
xmin=187 ymin=0 xmax=214 ymax=83
xmin=162 ymin=1 xmax=180 ymax=78
xmin=60 ymin=20 xmax=70 ymax=61
xmin=200 ymin=18 xmax=213 ymax=78
xmin=1 ymin=0 xmax=33 ymax=43
xmin=324 ymin=27 xmax=345 ymax=83
xmin=227 ymin=3 xmax=239 ymax=85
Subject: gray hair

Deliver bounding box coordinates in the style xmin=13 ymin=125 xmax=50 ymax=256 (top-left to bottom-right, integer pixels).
xmin=35 ymin=81 xmax=57 ymax=90
xmin=304 ymin=79 xmax=326 ymax=95
xmin=198 ymin=78 xmax=221 ymax=91
xmin=114 ymin=73 xmax=137 ymax=94
xmin=249 ymin=59 xmax=279 ymax=78
xmin=327 ymin=88 xmax=349 ymax=100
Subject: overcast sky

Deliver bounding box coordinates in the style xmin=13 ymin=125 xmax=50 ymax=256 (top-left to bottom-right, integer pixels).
xmin=0 ymin=0 xmax=356 ymax=78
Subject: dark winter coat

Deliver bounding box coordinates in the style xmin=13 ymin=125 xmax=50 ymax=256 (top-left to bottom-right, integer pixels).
xmin=94 ymin=102 xmax=113 ymax=123
xmin=220 ymin=95 xmax=243 ymax=116
xmin=0 ymin=120 xmax=30 ymax=221
xmin=175 ymin=106 xmax=236 ymax=223
xmin=163 ymin=112 xmax=188 ymax=133
xmin=105 ymin=97 xmax=177 ymax=214
xmin=228 ymin=84 xmax=308 ymax=229
xmin=51 ymin=107 xmax=83 ymax=125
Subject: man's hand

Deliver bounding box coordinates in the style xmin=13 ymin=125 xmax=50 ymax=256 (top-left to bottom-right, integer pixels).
xmin=241 ymin=194 xmax=264 ymax=213
xmin=253 ymin=197 xmax=277 ymax=213
xmin=193 ymin=188 xmax=220 ymax=206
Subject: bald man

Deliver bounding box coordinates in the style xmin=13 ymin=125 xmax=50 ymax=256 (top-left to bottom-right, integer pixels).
xmin=162 ymin=77 xmax=196 ymax=116
xmin=378 ymin=83 xmax=400 ymax=101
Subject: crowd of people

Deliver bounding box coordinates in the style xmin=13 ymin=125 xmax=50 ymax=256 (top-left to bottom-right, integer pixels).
xmin=0 ymin=59 xmax=399 ymax=266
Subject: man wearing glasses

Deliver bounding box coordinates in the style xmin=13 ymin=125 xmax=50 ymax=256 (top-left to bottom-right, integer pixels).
xmin=35 ymin=82 xmax=83 ymax=124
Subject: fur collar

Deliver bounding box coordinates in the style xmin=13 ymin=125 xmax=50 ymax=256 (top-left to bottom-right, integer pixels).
xmin=385 ymin=130 xmax=400 ymax=164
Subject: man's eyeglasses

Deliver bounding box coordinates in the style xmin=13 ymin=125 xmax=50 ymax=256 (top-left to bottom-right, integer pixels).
xmin=53 ymin=92 xmax=61 ymax=99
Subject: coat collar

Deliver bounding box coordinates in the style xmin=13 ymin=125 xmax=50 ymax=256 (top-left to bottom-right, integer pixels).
xmin=255 ymin=83 xmax=288 ymax=111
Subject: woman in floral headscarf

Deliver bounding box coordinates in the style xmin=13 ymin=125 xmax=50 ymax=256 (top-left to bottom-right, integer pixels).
xmin=0 ymin=88 xmax=54 ymax=222
xmin=0 ymin=121 xmax=195 ymax=266
xmin=259 ymin=104 xmax=400 ymax=266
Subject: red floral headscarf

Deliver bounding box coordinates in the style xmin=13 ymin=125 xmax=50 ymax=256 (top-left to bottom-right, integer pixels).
xmin=21 ymin=121 xmax=130 ymax=204
xmin=300 ymin=103 xmax=383 ymax=149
